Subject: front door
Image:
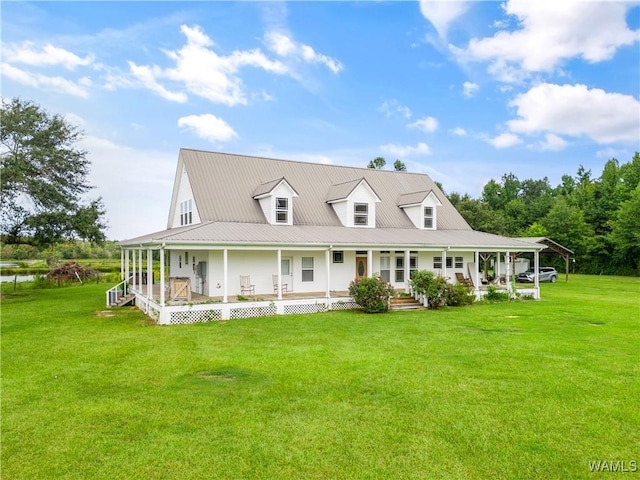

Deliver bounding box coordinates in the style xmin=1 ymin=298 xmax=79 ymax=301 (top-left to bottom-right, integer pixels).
xmin=281 ymin=257 xmax=293 ymax=292
xmin=355 ymin=256 xmax=368 ymax=280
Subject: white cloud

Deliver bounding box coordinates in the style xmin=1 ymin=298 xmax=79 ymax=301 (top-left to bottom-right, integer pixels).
xmin=596 ymin=147 xmax=629 ymax=160
xmin=450 ymin=127 xmax=467 ymax=136
xmin=535 ymin=133 xmax=568 ymax=152
xmin=378 ymin=99 xmax=412 ymax=119
xmin=82 ymin=135 xmax=175 ymax=240
xmin=380 ymin=142 xmax=431 ymax=157
xmin=462 ymin=81 xmax=479 ymax=98
xmin=128 ymin=62 xmax=187 ymax=103
xmin=0 ymin=62 xmax=89 ymax=98
xmin=419 ymin=0 xmax=470 ymax=38
xmin=265 ymin=31 xmax=343 ymax=74
xmin=507 ymin=83 xmax=640 ymax=144
xmin=487 ymin=132 xmax=522 ymax=149
xmin=178 ymin=114 xmax=238 ymax=143
xmin=3 ymin=41 xmax=94 ymax=70
xmin=408 ymin=116 xmax=438 ymax=133
xmin=453 ymin=1 xmax=639 ymax=81
xmin=127 ymin=24 xmax=288 ymax=106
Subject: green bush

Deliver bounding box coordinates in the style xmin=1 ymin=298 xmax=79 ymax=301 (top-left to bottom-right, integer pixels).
xmin=445 ymin=282 xmax=475 ymax=306
xmin=483 ymin=285 xmax=511 ymax=302
xmin=410 ymin=270 xmax=448 ymax=309
xmin=348 ymin=275 xmax=395 ymax=313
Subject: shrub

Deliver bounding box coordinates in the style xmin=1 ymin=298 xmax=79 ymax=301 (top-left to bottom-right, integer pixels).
xmin=445 ymin=282 xmax=475 ymax=306
xmin=483 ymin=285 xmax=511 ymax=302
xmin=410 ymin=270 xmax=448 ymax=309
xmin=348 ymin=275 xmax=395 ymax=313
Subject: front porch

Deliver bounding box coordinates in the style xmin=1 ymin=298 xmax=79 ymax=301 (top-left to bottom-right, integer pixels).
xmin=112 ymin=279 xmax=538 ymax=325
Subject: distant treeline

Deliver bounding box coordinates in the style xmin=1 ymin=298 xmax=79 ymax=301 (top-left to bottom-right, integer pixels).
xmin=446 ymin=153 xmax=640 ymax=276
xmin=1 ymin=240 xmax=121 ymax=262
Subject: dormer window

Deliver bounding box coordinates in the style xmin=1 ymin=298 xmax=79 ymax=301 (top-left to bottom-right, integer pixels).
xmin=354 ymin=203 xmax=368 ymax=226
xmin=423 ymin=207 xmax=433 ymax=229
xmin=398 ymin=190 xmax=441 ymax=230
xmin=326 ymin=178 xmax=381 ymax=228
xmin=276 ymin=197 xmax=288 ymax=223
xmin=252 ymin=177 xmax=298 ymax=226
xmin=180 ymin=199 xmax=193 ymax=226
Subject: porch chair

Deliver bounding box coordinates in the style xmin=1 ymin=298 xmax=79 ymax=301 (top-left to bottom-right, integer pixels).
xmin=272 ymin=274 xmax=289 ymax=294
xmin=240 ymin=275 xmax=255 ymax=295
xmin=455 ymin=272 xmax=473 ymax=287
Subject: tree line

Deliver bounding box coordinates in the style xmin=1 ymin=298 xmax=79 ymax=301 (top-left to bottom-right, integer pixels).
xmin=445 ymin=154 xmax=640 ymax=275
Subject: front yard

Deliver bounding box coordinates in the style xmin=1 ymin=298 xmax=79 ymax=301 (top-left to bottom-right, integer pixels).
xmin=1 ymin=275 xmax=638 ymax=479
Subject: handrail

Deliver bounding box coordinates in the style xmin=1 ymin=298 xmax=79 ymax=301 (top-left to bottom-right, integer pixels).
xmin=105 ymin=275 xmax=133 ymax=307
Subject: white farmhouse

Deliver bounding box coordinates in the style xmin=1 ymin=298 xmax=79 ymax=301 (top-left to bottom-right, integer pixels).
xmin=112 ymin=149 xmax=544 ymax=324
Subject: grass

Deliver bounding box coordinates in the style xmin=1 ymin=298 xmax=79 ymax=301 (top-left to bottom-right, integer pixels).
xmin=2 ymin=275 xmax=639 ymax=479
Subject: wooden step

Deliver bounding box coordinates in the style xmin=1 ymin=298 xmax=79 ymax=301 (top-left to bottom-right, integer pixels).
xmin=390 ymin=297 xmax=424 ymax=310
xmin=116 ymin=294 xmax=136 ymax=307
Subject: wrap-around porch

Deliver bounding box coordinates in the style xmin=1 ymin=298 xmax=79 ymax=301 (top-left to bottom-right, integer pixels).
xmin=107 ymin=244 xmax=541 ymax=325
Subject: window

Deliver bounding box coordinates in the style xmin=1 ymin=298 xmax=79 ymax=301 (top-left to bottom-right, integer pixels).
xmin=276 ymin=197 xmax=288 ymax=223
xmin=395 ymin=256 xmax=404 ymax=283
xmin=446 ymin=257 xmax=453 ymax=269
xmin=433 ymin=256 xmax=442 ymax=269
xmin=380 ymin=256 xmax=391 ymax=282
xmin=423 ymin=206 xmax=434 ymax=229
xmin=333 ymin=251 xmax=344 ymax=263
xmin=455 ymin=256 xmax=464 ymax=269
xmin=354 ymin=203 xmax=368 ymax=225
xmin=410 ymin=253 xmax=418 ymax=278
xmin=302 ymin=257 xmax=314 ymax=282
xmin=180 ymin=199 xmax=193 ymax=226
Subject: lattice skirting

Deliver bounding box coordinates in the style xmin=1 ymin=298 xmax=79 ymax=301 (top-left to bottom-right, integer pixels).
xmin=284 ymin=303 xmax=328 ymax=314
xmin=330 ymin=300 xmax=360 ymax=310
xmin=230 ymin=305 xmax=277 ymax=319
xmin=169 ymin=308 xmax=223 ymax=324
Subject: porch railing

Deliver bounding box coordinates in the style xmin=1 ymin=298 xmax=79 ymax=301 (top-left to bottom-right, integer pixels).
xmin=105 ymin=275 xmax=133 ymax=306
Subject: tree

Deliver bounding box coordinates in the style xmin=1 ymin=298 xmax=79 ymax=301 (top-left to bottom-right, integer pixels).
xmin=393 ymin=159 xmax=407 ymax=171
xmin=367 ymin=157 xmax=386 ymax=169
xmin=1 ymin=98 xmax=107 ymax=246
xmin=609 ymin=185 xmax=640 ymax=273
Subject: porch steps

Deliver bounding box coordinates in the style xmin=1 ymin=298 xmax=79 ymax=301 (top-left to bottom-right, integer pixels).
xmin=390 ymin=297 xmax=424 ymax=311
xmin=116 ymin=294 xmax=136 ymax=307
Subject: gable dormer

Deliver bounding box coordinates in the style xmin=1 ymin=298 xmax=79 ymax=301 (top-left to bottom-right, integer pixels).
xmin=326 ymin=178 xmax=381 ymax=228
xmin=397 ymin=190 xmax=442 ymax=230
xmin=252 ymin=177 xmax=299 ymax=225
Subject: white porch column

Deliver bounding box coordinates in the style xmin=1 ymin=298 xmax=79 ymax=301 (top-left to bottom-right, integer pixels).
xmin=138 ymin=249 xmax=143 ymax=292
xmin=124 ymin=249 xmax=130 ymax=283
xmin=442 ymin=250 xmax=447 ymax=280
xmin=146 ymin=248 xmax=152 ymax=299
xmin=120 ymin=248 xmax=125 ymax=280
xmin=496 ymin=252 xmax=501 ymax=282
xmin=506 ymin=251 xmax=512 ymax=293
xmin=277 ymin=249 xmax=283 ymax=301
xmin=367 ymin=249 xmax=373 ymax=278
xmin=404 ymin=250 xmax=410 ymax=293
xmin=474 ymin=251 xmax=480 ymax=289
xmin=223 ymin=248 xmax=228 ymax=303
xmin=132 ymin=249 xmax=137 ymax=292
xmin=159 ymin=247 xmax=165 ymax=305
xmin=326 ymin=249 xmax=331 ymax=301
xmin=534 ymin=248 xmax=540 ymax=296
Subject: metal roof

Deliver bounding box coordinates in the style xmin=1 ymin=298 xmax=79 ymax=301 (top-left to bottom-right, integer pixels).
xmin=119 ymin=149 xmax=543 ymax=252
xmin=179 ymin=149 xmax=472 ymax=230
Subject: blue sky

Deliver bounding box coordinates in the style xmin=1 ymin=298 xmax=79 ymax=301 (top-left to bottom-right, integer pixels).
xmin=2 ymin=1 xmax=639 ymax=240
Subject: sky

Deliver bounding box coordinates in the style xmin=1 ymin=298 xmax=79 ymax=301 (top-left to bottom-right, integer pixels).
xmin=2 ymin=1 xmax=639 ymax=240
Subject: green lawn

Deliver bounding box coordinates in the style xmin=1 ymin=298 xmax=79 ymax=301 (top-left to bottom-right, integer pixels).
xmin=2 ymin=275 xmax=639 ymax=479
